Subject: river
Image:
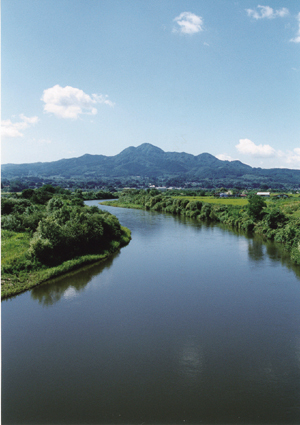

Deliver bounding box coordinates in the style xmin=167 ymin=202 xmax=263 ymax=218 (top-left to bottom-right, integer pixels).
xmin=2 ymin=201 xmax=300 ymax=424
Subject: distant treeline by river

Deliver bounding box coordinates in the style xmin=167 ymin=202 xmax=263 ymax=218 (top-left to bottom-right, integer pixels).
xmin=103 ymin=189 xmax=300 ymax=266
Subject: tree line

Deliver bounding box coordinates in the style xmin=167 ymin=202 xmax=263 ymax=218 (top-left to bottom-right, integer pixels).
xmin=108 ymin=189 xmax=300 ymax=266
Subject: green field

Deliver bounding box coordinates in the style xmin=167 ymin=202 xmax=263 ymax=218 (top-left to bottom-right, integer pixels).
xmin=172 ymin=195 xmax=300 ymax=216
xmin=172 ymin=196 xmax=249 ymax=206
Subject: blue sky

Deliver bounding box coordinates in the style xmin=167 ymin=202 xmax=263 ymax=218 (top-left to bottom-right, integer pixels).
xmin=2 ymin=0 xmax=300 ymax=169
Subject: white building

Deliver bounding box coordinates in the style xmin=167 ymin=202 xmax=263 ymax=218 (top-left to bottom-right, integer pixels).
xmin=256 ymin=192 xmax=270 ymax=197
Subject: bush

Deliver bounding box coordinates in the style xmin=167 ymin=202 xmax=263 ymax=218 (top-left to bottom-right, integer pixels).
xmin=1 ymin=214 xmax=23 ymax=232
xmin=265 ymin=208 xmax=287 ymax=229
xmin=200 ymin=204 xmax=212 ymax=220
xmin=47 ymin=197 xmax=64 ymax=213
xmin=28 ymin=207 xmax=123 ymax=266
xmin=1 ymin=197 xmax=32 ymax=215
xmin=247 ymin=195 xmax=266 ymax=220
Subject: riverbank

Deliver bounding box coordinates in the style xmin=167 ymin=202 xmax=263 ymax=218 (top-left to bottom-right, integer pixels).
xmin=1 ymin=226 xmax=131 ymax=299
xmin=1 ymin=186 xmax=133 ymax=298
xmin=101 ymin=192 xmax=300 ymax=266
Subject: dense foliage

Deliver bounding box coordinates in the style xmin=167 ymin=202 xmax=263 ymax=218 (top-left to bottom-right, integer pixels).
xmin=1 ymin=186 xmax=130 ymax=296
xmin=105 ymin=189 xmax=300 ymax=266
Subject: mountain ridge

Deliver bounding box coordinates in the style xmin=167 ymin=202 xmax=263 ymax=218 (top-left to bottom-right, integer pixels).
xmin=2 ymin=143 xmax=300 ymax=186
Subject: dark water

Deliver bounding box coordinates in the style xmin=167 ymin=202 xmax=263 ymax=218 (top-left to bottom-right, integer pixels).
xmin=2 ymin=201 xmax=300 ymax=424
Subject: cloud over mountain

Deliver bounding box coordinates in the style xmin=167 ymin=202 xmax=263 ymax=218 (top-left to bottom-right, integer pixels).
xmin=236 ymin=139 xmax=300 ymax=168
xmin=236 ymin=139 xmax=276 ymax=157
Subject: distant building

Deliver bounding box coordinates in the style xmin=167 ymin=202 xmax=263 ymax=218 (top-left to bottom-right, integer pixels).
xmin=257 ymin=192 xmax=270 ymax=197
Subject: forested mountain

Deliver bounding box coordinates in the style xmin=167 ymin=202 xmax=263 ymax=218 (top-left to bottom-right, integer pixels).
xmin=2 ymin=143 xmax=300 ymax=187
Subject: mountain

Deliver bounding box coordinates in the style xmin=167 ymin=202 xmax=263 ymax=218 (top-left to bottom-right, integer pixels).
xmin=2 ymin=143 xmax=300 ymax=186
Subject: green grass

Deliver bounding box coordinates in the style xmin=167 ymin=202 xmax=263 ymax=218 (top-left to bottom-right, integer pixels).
xmin=1 ymin=226 xmax=131 ymax=299
xmin=100 ymin=200 xmax=144 ymax=209
xmin=1 ymin=230 xmax=31 ymax=268
xmin=280 ymin=201 xmax=300 ymax=218
xmin=172 ymin=196 xmax=249 ymax=206
xmin=267 ymin=196 xmax=300 ymax=218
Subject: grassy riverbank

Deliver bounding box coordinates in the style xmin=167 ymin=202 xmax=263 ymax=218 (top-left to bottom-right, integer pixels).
xmin=2 ymin=226 xmax=131 ymax=299
xmin=102 ymin=190 xmax=300 ymax=266
xmin=2 ymin=226 xmax=130 ymax=298
xmin=1 ymin=186 xmax=131 ymax=298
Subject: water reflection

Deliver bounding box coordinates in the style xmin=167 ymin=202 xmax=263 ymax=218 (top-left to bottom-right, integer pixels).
xmin=262 ymin=239 xmax=300 ymax=279
xmin=29 ymin=206 xmax=300 ymax=308
xmin=30 ymin=252 xmax=119 ymax=306
xmin=177 ymin=336 xmax=204 ymax=384
xmin=229 ymin=229 xmax=300 ymax=279
xmin=248 ymin=239 xmax=265 ymax=262
xmin=4 ymin=204 xmax=300 ymax=424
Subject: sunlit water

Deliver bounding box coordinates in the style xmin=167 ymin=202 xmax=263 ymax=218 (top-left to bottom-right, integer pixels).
xmin=2 ymin=201 xmax=300 ymax=424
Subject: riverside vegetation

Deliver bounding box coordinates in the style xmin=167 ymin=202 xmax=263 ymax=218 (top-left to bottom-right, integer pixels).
xmin=103 ymin=189 xmax=300 ymax=266
xmin=1 ymin=185 xmax=131 ymax=298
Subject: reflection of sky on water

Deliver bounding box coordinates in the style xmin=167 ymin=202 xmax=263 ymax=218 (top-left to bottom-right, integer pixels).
xmin=63 ymin=287 xmax=78 ymax=300
xmin=177 ymin=336 xmax=204 ymax=384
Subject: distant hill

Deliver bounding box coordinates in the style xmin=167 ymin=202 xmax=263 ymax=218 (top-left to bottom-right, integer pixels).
xmin=2 ymin=143 xmax=300 ymax=186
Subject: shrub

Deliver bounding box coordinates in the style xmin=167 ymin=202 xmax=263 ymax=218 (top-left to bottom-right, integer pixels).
xmin=265 ymin=208 xmax=287 ymax=229
xmin=247 ymin=195 xmax=266 ymax=220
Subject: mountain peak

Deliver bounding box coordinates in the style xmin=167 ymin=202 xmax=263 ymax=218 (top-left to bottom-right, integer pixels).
xmin=136 ymin=143 xmax=164 ymax=153
xmin=2 ymin=143 xmax=299 ymax=185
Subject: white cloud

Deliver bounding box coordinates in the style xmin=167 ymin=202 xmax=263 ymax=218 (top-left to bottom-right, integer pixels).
xmin=216 ymin=153 xmax=236 ymax=161
xmin=235 ymin=139 xmax=300 ymax=168
xmin=1 ymin=114 xmax=39 ymax=138
xmin=290 ymin=12 xmax=300 ymax=43
xmin=19 ymin=114 xmax=39 ymax=125
xmin=173 ymin=12 xmax=204 ymax=34
xmin=277 ymin=148 xmax=300 ymax=167
xmin=41 ymin=85 xmax=115 ymax=119
xmin=236 ymin=139 xmax=276 ymax=157
xmin=246 ymin=5 xmax=289 ymax=20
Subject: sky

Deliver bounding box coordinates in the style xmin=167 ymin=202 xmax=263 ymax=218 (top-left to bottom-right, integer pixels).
xmin=1 ymin=0 xmax=300 ymax=169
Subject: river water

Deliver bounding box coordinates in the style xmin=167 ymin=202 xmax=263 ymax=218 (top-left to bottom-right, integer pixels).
xmin=2 ymin=201 xmax=300 ymax=424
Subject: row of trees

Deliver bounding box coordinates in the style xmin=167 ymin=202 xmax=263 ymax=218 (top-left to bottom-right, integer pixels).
xmin=3 ymin=174 xmax=297 ymax=193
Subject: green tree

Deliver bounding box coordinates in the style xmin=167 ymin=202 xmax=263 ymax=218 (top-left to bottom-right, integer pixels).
xmin=265 ymin=209 xmax=287 ymax=229
xmin=247 ymin=195 xmax=266 ymax=220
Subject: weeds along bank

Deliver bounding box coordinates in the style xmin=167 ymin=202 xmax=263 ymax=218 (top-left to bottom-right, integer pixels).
xmin=1 ymin=186 xmax=131 ymax=298
xmin=103 ymin=190 xmax=300 ymax=266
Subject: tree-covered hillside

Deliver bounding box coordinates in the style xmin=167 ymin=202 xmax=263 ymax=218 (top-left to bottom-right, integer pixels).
xmin=2 ymin=143 xmax=300 ymax=188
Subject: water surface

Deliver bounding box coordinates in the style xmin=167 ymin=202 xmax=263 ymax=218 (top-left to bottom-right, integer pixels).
xmin=2 ymin=201 xmax=300 ymax=424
